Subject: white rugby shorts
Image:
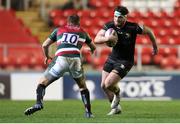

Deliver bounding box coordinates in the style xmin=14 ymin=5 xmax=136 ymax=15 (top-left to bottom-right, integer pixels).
xmin=47 ymin=56 xmax=83 ymax=78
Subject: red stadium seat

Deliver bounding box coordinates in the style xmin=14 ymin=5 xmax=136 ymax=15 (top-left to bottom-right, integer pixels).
xmin=175 ymin=58 xmax=180 ymax=69
xmin=160 ymin=55 xmax=177 ymax=70
xmin=167 ymin=37 xmax=178 ymax=45
xmin=170 ymin=28 xmax=180 ymax=37
xmin=49 ymin=10 xmax=62 ymax=18
xmin=142 ymin=54 xmax=151 ymax=65
xmin=153 ymin=54 xmax=163 ymax=65
xmin=159 ymin=47 xmax=178 ymax=57
xmin=53 ymin=17 xmax=67 ymax=27
xmin=62 ymin=9 xmax=77 ymax=18
xmin=81 ymin=18 xmax=93 ymax=28
xmin=142 ymin=47 xmax=152 ymax=55
xmin=89 ymin=10 xmax=98 ymax=18
xmin=0 ymin=10 xmax=39 ymax=45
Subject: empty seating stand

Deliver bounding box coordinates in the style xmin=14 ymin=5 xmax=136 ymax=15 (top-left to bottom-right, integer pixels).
xmin=0 ymin=10 xmax=44 ymax=70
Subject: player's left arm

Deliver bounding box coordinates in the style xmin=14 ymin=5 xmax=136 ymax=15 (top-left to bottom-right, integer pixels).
xmin=42 ymin=38 xmax=55 ymax=64
xmin=84 ymin=32 xmax=96 ymax=54
xmin=142 ymin=25 xmax=158 ymax=55
xmin=87 ymin=41 xmax=96 ymax=54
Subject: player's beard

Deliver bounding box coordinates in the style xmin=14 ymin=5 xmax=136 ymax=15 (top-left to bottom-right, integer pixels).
xmin=115 ymin=20 xmax=126 ymax=28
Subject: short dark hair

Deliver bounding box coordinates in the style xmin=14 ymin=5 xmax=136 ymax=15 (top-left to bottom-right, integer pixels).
xmin=67 ymin=14 xmax=80 ymax=25
xmin=114 ymin=6 xmax=129 ymax=15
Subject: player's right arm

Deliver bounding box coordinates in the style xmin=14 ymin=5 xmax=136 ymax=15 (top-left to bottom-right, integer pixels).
xmin=94 ymin=29 xmax=108 ymax=44
xmin=42 ymin=28 xmax=58 ymax=64
xmin=42 ymin=38 xmax=54 ymax=65
xmin=94 ymin=29 xmax=117 ymax=44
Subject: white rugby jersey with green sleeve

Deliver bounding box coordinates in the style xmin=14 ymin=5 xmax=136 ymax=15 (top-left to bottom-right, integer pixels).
xmin=49 ymin=25 xmax=92 ymax=58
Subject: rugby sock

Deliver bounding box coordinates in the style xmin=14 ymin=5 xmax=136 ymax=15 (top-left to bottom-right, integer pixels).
xmin=80 ymin=89 xmax=91 ymax=113
xmin=36 ymin=84 xmax=46 ymax=105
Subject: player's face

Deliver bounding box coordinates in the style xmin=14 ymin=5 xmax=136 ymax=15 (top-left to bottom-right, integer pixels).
xmin=114 ymin=15 xmax=127 ymax=27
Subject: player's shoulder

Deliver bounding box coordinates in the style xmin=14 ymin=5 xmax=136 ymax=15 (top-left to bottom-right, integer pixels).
xmin=104 ymin=21 xmax=115 ymax=30
xmin=79 ymin=27 xmax=87 ymax=33
xmin=126 ymin=21 xmax=139 ymax=27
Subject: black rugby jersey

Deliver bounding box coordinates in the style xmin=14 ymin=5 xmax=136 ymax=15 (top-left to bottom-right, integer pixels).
xmin=103 ymin=21 xmax=143 ymax=63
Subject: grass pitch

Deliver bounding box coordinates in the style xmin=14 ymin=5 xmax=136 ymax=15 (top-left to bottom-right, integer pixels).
xmin=0 ymin=99 xmax=180 ymax=123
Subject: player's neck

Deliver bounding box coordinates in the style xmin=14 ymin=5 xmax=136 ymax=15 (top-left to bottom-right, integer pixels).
xmin=117 ymin=20 xmax=126 ymax=29
xmin=66 ymin=24 xmax=80 ymax=29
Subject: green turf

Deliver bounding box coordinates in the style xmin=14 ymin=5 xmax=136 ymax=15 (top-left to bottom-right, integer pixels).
xmin=0 ymin=99 xmax=180 ymax=123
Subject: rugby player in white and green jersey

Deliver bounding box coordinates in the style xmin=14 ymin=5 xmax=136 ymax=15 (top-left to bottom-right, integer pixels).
xmin=24 ymin=14 xmax=96 ymax=118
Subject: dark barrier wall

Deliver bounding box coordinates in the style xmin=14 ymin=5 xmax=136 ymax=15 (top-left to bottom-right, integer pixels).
xmin=63 ymin=72 xmax=180 ymax=100
xmin=0 ymin=74 xmax=10 ymax=99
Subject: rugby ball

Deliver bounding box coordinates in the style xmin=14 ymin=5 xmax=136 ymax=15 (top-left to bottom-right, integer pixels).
xmin=104 ymin=28 xmax=118 ymax=47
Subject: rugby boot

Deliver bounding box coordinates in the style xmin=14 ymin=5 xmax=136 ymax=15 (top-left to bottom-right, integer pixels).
xmin=24 ymin=104 xmax=43 ymax=115
xmin=85 ymin=112 xmax=94 ymax=118
xmin=107 ymin=105 xmax=122 ymax=116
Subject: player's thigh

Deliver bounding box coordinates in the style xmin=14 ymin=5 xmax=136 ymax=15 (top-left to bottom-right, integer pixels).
xmin=44 ymin=56 xmax=68 ymax=82
xmin=101 ymin=70 xmax=110 ymax=87
xmin=69 ymin=57 xmax=84 ymax=78
xmin=105 ymin=71 xmax=121 ymax=87
xmin=102 ymin=60 xmax=114 ymax=86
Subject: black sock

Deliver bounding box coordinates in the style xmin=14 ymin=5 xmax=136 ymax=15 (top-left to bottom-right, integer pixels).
xmin=80 ymin=89 xmax=91 ymax=113
xmin=36 ymin=84 xmax=46 ymax=105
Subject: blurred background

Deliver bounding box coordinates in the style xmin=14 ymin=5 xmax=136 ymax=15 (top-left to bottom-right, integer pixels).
xmin=0 ymin=0 xmax=180 ymax=101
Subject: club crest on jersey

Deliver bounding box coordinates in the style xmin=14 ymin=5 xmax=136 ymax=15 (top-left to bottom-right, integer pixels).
xmin=125 ymin=33 xmax=131 ymax=38
xmin=120 ymin=64 xmax=125 ymax=69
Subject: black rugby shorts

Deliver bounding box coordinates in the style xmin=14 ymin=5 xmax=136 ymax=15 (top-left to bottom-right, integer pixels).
xmin=103 ymin=59 xmax=133 ymax=78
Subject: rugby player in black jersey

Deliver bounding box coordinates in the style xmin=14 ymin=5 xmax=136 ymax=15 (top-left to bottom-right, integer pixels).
xmin=94 ymin=6 xmax=158 ymax=115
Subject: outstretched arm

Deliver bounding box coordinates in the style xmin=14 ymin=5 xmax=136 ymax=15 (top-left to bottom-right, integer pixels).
xmin=42 ymin=38 xmax=55 ymax=64
xmin=142 ymin=26 xmax=158 ymax=55
xmin=87 ymin=41 xmax=96 ymax=54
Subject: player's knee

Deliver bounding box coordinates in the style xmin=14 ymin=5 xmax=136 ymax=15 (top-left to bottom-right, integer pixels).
xmin=74 ymin=77 xmax=87 ymax=89
xmin=101 ymin=83 xmax=106 ymax=90
xmin=38 ymin=76 xmax=54 ymax=87
xmin=78 ymin=83 xmax=86 ymax=89
xmin=104 ymin=80 xmax=114 ymax=89
xmin=104 ymin=83 xmax=111 ymax=89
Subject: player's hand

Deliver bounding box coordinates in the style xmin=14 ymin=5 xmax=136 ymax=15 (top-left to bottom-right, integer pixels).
xmin=107 ymin=30 xmax=118 ymax=44
xmin=152 ymin=45 xmax=158 ymax=55
xmin=90 ymin=48 xmax=95 ymax=54
xmin=44 ymin=56 xmax=52 ymax=65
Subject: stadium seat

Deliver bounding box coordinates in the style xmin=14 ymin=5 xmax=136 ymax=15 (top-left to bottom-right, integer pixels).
xmin=167 ymin=37 xmax=178 ymax=45
xmin=159 ymin=47 xmax=178 ymax=57
xmin=175 ymin=58 xmax=180 ymax=69
xmin=153 ymin=54 xmax=163 ymax=65
xmin=142 ymin=54 xmax=152 ymax=65
xmin=142 ymin=47 xmax=152 ymax=55
xmin=0 ymin=10 xmax=39 ymax=44
xmin=81 ymin=18 xmax=93 ymax=28
xmin=160 ymin=55 xmax=177 ymax=70
xmin=62 ymin=9 xmax=77 ymax=18
xmin=170 ymin=28 xmax=180 ymax=37
xmin=49 ymin=10 xmax=62 ymax=18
